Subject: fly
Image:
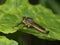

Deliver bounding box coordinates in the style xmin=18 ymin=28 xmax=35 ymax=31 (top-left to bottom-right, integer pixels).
xmin=15 ymin=17 xmax=49 ymax=34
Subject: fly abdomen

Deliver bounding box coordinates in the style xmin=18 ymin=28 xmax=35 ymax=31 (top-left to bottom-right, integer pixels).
xmin=32 ymin=23 xmax=49 ymax=34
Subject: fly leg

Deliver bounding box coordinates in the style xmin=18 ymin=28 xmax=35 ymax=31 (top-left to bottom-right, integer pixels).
xmin=23 ymin=23 xmax=31 ymax=28
xmin=27 ymin=25 xmax=31 ymax=28
xmin=14 ymin=22 xmax=24 ymax=27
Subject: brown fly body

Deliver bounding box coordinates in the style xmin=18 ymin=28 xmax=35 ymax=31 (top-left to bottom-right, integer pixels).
xmin=22 ymin=17 xmax=49 ymax=34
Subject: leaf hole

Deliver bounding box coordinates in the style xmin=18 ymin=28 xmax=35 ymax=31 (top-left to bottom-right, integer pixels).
xmin=28 ymin=0 xmax=39 ymax=5
xmin=0 ymin=0 xmax=6 ymax=5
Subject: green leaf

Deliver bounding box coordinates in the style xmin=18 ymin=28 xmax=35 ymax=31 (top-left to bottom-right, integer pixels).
xmin=16 ymin=0 xmax=60 ymax=40
xmin=0 ymin=36 xmax=18 ymax=45
xmin=0 ymin=0 xmax=60 ymax=40
xmin=0 ymin=0 xmax=19 ymax=34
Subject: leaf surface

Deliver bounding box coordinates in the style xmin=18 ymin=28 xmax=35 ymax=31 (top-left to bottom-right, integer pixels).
xmin=0 ymin=0 xmax=60 ymax=40
xmin=0 ymin=36 xmax=18 ymax=45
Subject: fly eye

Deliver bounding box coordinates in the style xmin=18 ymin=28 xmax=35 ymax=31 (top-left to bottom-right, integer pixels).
xmin=26 ymin=17 xmax=33 ymax=21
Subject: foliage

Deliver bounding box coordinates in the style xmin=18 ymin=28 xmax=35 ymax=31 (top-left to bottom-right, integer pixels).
xmin=0 ymin=36 xmax=18 ymax=45
xmin=0 ymin=0 xmax=60 ymax=45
